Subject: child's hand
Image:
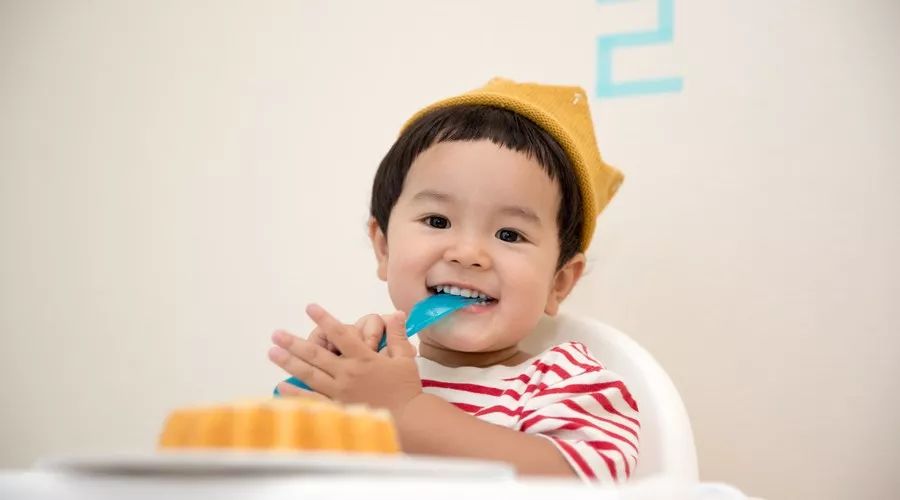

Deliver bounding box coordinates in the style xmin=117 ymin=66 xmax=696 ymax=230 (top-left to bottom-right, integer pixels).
xmin=306 ymin=313 xmax=384 ymax=354
xmin=272 ymin=381 xmax=333 ymax=401
xmin=268 ymin=304 xmax=422 ymax=416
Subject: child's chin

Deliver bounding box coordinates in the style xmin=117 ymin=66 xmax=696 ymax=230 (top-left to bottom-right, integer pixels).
xmin=440 ymin=334 xmax=496 ymax=352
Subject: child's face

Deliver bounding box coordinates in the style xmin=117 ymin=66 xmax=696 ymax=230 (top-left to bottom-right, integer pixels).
xmin=370 ymin=140 xmax=584 ymax=354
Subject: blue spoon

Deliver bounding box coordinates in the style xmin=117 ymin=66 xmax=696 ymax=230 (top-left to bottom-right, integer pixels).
xmin=273 ymin=293 xmax=483 ymax=395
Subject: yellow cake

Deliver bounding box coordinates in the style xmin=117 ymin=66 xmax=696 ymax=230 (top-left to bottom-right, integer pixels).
xmin=158 ymin=397 xmax=400 ymax=454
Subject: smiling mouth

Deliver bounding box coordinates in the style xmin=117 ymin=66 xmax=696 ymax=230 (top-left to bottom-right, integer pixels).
xmin=428 ymin=284 xmax=498 ymax=304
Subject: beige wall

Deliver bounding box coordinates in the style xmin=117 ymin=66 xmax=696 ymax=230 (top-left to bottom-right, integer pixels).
xmin=1 ymin=1 xmax=898 ymax=498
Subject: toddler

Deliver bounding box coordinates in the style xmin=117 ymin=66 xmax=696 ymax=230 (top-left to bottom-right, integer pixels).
xmin=269 ymin=78 xmax=639 ymax=483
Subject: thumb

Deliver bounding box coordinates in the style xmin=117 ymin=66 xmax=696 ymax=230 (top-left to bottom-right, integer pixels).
xmin=383 ymin=310 xmax=414 ymax=357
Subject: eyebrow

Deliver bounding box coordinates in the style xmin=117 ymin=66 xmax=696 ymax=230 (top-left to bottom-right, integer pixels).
xmin=411 ymin=190 xmax=453 ymax=203
xmin=411 ymin=189 xmax=543 ymax=227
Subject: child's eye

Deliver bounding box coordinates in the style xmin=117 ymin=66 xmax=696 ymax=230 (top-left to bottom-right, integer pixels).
xmin=423 ymin=216 xmax=450 ymax=229
xmin=496 ymin=228 xmax=523 ymax=243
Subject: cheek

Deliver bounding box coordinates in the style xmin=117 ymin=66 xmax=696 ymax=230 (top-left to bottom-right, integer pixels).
xmin=502 ymin=253 xmax=555 ymax=290
xmin=384 ymin=248 xmax=431 ymax=311
xmin=494 ymin=274 xmax=550 ymax=346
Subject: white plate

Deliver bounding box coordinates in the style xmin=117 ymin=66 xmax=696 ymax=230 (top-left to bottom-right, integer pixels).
xmin=36 ymin=451 xmax=515 ymax=479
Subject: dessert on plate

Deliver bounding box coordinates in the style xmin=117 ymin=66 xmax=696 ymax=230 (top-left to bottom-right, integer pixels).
xmin=158 ymin=397 xmax=400 ymax=454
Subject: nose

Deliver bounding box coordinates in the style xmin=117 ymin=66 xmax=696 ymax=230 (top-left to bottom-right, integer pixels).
xmin=443 ymin=237 xmax=492 ymax=270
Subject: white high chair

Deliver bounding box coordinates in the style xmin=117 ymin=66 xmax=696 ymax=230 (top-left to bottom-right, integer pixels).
xmin=519 ymin=313 xmax=699 ymax=481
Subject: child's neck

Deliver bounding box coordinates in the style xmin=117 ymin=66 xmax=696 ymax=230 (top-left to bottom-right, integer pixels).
xmin=419 ymin=341 xmax=532 ymax=368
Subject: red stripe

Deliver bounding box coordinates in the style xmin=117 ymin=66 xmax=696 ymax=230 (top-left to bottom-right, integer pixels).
xmin=503 ymin=349 xmax=592 ymax=382
xmin=424 ymin=378 xmax=547 ymax=403
xmin=520 ymin=415 xmax=638 ymax=454
xmin=421 ymin=379 xmax=504 ymax=396
xmin=500 ymin=374 xmax=551 ymax=394
xmin=533 ymin=361 xmax=572 ymax=379
xmin=470 ymin=385 xmax=539 ymax=402
xmin=474 ymin=404 xmax=529 ymax=418
xmin=586 ymin=440 xmax=631 ymax=478
xmin=568 ymin=342 xmax=588 ymax=358
xmin=590 ymin=392 xmax=641 ymax=427
xmin=594 ymin=447 xmax=619 ymax=481
xmin=497 ymin=373 xmax=553 ymax=405
xmin=450 ymin=402 xmax=482 ymax=413
xmin=452 ymin=385 xmax=544 ymax=403
xmin=552 ymin=438 xmax=597 ymax=480
xmin=570 ymin=342 xmax=603 ymax=367
xmin=539 ymin=382 xmax=639 ymax=412
xmin=522 ymin=383 xmax=548 ymax=394
xmin=472 ymin=402 xmax=594 ymax=421
xmin=498 ymin=383 xmax=545 ymax=402
xmin=561 ymin=399 xmax=640 ymax=441
xmin=550 ymin=345 xmax=602 ymax=373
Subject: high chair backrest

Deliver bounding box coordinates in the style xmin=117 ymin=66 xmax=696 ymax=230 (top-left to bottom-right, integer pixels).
xmin=519 ymin=313 xmax=699 ymax=481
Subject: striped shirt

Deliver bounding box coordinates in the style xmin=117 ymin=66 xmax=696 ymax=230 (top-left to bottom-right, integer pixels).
xmin=416 ymin=341 xmax=640 ymax=483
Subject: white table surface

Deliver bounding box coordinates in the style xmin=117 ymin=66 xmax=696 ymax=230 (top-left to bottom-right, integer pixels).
xmin=0 ymin=470 xmax=749 ymax=500
xmin=0 ymin=451 xmax=749 ymax=500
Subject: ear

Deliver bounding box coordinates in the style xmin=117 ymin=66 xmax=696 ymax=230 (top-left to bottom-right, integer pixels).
xmin=367 ymin=217 xmax=389 ymax=282
xmin=544 ymin=252 xmax=586 ymax=316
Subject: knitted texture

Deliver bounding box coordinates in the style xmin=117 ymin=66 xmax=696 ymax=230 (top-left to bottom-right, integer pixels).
xmin=401 ymin=78 xmax=623 ymax=252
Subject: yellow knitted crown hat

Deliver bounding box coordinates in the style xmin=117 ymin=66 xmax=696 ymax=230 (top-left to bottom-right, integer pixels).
xmin=401 ymin=77 xmax=623 ymax=252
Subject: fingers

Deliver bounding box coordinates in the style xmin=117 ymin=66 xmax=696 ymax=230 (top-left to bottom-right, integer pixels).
xmin=306 ymin=304 xmax=369 ymax=358
xmin=307 ymin=325 xmax=338 ymax=353
xmin=268 ymin=344 xmax=337 ymax=396
xmin=310 ymin=312 xmax=386 ymax=355
xmin=276 ymin=381 xmax=308 ymax=397
xmin=383 ymin=310 xmax=415 ymax=358
xmin=276 ymin=382 xmax=331 ymax=402
xmin=356 ymin=314 xmax=385 ymax=351
xmin=306 ymin=325 xmax=327 ymax=348
xmin=272 ymin=330 xmax=341 ymax=376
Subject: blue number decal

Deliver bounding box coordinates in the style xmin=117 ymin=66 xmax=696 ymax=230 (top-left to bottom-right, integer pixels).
xmin=596 ymin=0 xmax=683 ymax=98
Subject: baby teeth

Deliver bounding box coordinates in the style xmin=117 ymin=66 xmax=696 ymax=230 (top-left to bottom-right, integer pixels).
xmin=432 ymin=284 xmax=492 ymax=301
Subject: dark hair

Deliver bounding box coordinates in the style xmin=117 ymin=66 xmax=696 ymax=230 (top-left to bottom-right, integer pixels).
xmin=370 ymin=105 xmax=583 ymax=270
